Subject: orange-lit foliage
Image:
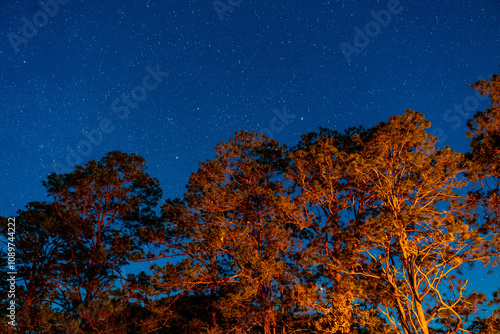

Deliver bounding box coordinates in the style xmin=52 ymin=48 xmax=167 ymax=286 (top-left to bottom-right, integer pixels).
xmin=2 ymin=75 xmax=500 ymax=334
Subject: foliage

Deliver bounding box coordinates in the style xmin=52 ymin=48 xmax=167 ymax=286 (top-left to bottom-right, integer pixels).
xmin=3 ymin=74 xmax=500 ymax=333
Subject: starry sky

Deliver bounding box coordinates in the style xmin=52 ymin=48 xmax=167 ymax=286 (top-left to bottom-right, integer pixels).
xmin=1 ymin=0 xmax=499 ymax=216
xmin=1 ymin=1 xmax=500 ymax=286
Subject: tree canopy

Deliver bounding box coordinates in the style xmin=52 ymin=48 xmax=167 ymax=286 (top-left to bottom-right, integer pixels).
xmin=2 ymin=74 xmax=500 ymax=333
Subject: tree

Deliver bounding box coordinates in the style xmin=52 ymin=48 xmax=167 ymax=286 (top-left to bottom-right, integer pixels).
xmin=36 ymin=151 xmax=161 ymax=332
xmin=467 ymin=73 xmax=500 ymax=251
xmin=150 ymin=131 xmax=308 ymax=333
xmin=286 ymin=126 xmax=378 ymax=333
xmin=290 ymin=110 xmax=491 ymax=333
xmin=0 ymin=204 xmax=64 ymax=333
xmin=466 ymin=73 xmax=500 ymax=333
xmin=3 ymin=82 xmax=500 ymax=333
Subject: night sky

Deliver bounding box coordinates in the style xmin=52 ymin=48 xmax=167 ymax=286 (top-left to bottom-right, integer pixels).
xmin=1 ymin=0 xmax=500 ymax=290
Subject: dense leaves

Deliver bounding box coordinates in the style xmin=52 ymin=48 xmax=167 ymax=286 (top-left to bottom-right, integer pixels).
xmin=2 ymin=75 xmax=500 ymax=333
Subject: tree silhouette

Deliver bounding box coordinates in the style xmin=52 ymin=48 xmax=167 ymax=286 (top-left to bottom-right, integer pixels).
xmin=5 ymin=151 xmax=162 ymax=333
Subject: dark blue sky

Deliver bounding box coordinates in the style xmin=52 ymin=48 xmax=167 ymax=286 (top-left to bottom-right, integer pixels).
xmin=1 ymin=0 xmax=499 ymax=217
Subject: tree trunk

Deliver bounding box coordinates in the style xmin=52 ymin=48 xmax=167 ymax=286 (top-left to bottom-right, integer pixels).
xmin=415 ymin=300 xmax=429 ymax=334
xmin=264 ymin=310 xmax=273 ymax=334
xmin=264 ymin=315 xmax=271 ymax=334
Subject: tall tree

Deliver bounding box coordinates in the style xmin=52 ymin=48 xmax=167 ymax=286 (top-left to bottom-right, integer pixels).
xmin=291 ymin=110 xmax=491 ymax=333
xmin=349 ymin=110 xmax=493 ymax=333
xmin=286 ymin=126 xmax=379 ymax=333
xmin=1 ymin=204 xmax=63 ymax=333
xmin=466 ymin=73 xmax=500 ymax=333
xmin=40 ymin=151 xmax=162 ymax=332
xmin=467 ymin=73 xmax=500 ymax=249
xmin=150 ymin=131 xmax=307 ymax=333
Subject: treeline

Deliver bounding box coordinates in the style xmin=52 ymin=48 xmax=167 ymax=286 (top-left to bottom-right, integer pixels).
xmin=1 ymin=75 xmax=500 ymax=333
